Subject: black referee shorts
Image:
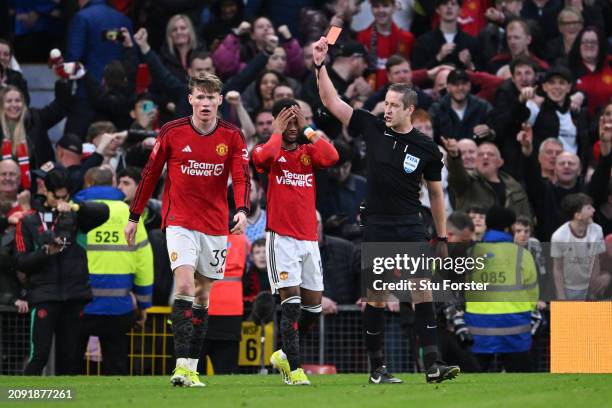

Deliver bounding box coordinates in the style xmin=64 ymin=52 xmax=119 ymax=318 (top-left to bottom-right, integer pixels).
xmin=363 ymin=214 xmax=427 ymax=243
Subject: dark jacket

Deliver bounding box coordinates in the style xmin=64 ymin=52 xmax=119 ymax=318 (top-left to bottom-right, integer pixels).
xmin=522 ymin=151 xmax=611 ymax=241
xmin=14 ymin=201 xmax=109 ymax=304
xmin=321 ymin=235 xmax=360 ymax=304
xmin=490 ymin=79 xmax=524 ymax=179
xmin=428 ymin=93 xmax=494 ymax=143
xmin=411 ymin=28 xmax=482 ymax=70
xmin=0 ymin=80 xmax=72 ymax=170
xmin=447 ymin=154 xmax=532 ymax=218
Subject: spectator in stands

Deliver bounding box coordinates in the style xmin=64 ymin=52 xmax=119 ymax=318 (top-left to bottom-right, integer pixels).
xmin=52 ymin=133 xmax=87 ymax=192
xmin=478 ymin=0 xmax=524 ymax=63
xmin=246 ymin=178 xmax=266 ymax=243
xmin=411 ymin=0 xmax=482 ymax=70
xmin=468 ymin=205 xmax=487 ymax=241
xmin=546 ymin=8 xmax=584 ymax=64
xmin=444 ymin=139 xmax=532 ymax=217
xmin=245 ymin=0 xmax=319 ymax=43
xmin=117 ymin=166 xmax=162 ymax=232
xmin=243 ymin=238 xmax=270 ymax=302
xmin=537 ymin=138 xmax=565 ymax=181
xmin=12 ymin=1 xmax=64 ymax=63
xmin=16 ymin=168 xmax=109 ymax=375
xmin=363 ymin=54 xmax=433 ymax=115
xmin=200 ymin=232 xmax=249 ymax=374
xmin=569 ymin=27 xmax=612 ymax=118
xmin=75 ymin=167 xmax=153 ymax=375
xmin=65 ymin=0 xmax=133 ymax=136
xmin=513 ymin=215 xmax=550 ymax=299
xmin=356 ymin=0 xmax=416 ymax=90
xmin=85 ymin=121 xmax=127 ymax=172
xmin=0 ymin=78 xmax=72 ymax=189
xmin=318 ymin=211 xmax=360 ymax=314
xmin=552 ymin=193 xmax=606 ymax=300
xmin=212 ymin=17 xmax=304 ymax=80
xmin=593 ymin=104 xmax=612 ymax=236
xmin=243 ymin=70 xmax=290 ymax=116
xmin=517 ymin=120 xmax=611 ymax=240
xmin=0 ymin=39 xmax=29 ymax=105
xmin=457 ymin=138 xmax=478 ymax=171
xmin=429 ymin=69 xmax=494 ymax=143
xmin=490 ymin=57 xmax=538 ymax=178
xmin=515 ymin=65 xmax=590 ymax=163
xmin=488 ymin=19 xmax=549 ymax=75
xmin=252 ymin=109 xmax=274 ymax=147
xmin=564 ymin=0 xmax=605 ymax=31
xmin=200 ymin=0 xmax=245 ymax=50
xmin=520 ymin=0 xmax=563 ymax=42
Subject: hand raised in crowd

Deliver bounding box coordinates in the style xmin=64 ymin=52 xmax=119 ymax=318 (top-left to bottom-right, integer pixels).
xmin=437 ymin=42 xmax=456 ymax=62
xmin=346 ymin=77 xmax=372 ymax=99
xmin=264 ymin=35 xmax=279 ymax=54
xmin=516 ymin=123 xmax=533 ymax=156
xmin=56 ymin=202 xmax=72 ymax=213
xmin=441 ymin=136 xmax=459 ymax=158
xmin=271 ymin=107 xmax=295 ymax=135
xmin=14 ymin=299 xmax=28 ymax=314
xmin=518 ymin=86 xmax=543 ymax=106
xmin=95 ymin=132 xmax=115 ymax=155
xmin=599 ymin=113 xmax=612 ymax=156
xmin=485 ymin=7 xmax=505 ymax=24
xmin=224 ymin=91 xmax=242 ymax=107
xmin=473 ymin=124 xmax=491 ymax=139
xmin=427 ymin=64 xmax=454 ymax=80
xmin=277 ymin=25 xmax=292 ymax=40
xmin=233 ymin=21 xmax=251 ymax=36
xmin=322 ymin=296 xmax=338 ymax=315
xmin=569 ymin=91 xmax=584 ymax=112
xmin=312 ymin=37 xmax=329 ymax=67
xmin=133 ymin=28 xmax=150 ymax=55
xmin=120 ymin=27 xmax=133 ymax=48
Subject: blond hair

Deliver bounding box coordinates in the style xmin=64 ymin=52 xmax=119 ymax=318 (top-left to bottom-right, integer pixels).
xmin=188 ymin=73 xmax=223 ymax=94
xmin=165 ymin=14 xmax=198 ymax=56
xmin=0 ymin=85 xmax=28 ymax=155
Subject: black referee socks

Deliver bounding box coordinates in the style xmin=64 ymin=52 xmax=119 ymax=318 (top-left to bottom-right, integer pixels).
xmin=364 ymin=304 xmax=385 ymax=370
xmin=280 ymin=297 xmax=302 ymax=371
xmin=170 ymin=297 xmax=194 ymax=360
xmin=189 ymin=304 xmax=209 ymax=360
xmin=415 ymin=302 xmax=440 ymax=370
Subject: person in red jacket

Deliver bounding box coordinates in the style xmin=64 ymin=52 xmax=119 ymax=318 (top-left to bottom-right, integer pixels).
xmin=124 ymin=73 xmax=250 ymax=387
xmin=252 ymin=98 xmax=338 ymax=385
xmin=356 ymin=0 xmax=415 ymax=90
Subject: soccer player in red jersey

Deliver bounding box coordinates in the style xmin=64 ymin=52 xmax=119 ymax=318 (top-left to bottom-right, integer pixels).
xmin=124 ymin=74 xmax=250 ymax=387
xmin=252 ymin=99 xmax=338 ymax=385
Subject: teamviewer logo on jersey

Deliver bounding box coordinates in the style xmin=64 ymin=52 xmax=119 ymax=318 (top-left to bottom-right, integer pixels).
xmin=181 ymin=160 xmax=224 ymax=176
xmin=182 ymin=145 xmax=192 ymax=153
xmin=275 ymin=170 xmax=313 ymax=187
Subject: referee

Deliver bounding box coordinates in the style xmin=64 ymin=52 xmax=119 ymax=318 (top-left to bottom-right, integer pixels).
xmin=313 ymin=37 xmax=460 ymax=384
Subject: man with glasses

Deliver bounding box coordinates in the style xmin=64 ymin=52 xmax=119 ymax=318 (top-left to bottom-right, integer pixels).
xmin=14 ymin=168 xmax=109 ymax=375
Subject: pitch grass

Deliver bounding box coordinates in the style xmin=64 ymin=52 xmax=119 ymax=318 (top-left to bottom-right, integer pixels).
xmin=2 ymin=374 xmax=612 ymax=408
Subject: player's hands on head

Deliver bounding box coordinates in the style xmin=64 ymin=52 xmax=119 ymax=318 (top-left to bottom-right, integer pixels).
xmin=125 ymin=221 xmax=138 ymax=247
xmin=292 ymin=106 xmax=308 ymax=130
xmin=272 ymin=107 xmax=294 ymax=135
xmin=312 ymin=37 xmax=329 ymax=66
xmin=231 ymin=211 xmax=247 ymax=235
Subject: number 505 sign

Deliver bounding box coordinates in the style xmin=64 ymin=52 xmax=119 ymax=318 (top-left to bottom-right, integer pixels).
xmin=238 ymin=321 xmax=274 ymax=366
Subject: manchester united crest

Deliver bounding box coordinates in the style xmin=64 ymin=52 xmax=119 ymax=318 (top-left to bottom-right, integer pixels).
xmin=300 ymin=154 xmax=312 ymax=166
xmin=170 ymin=251 xmax=178 ymax=262
xmin=216 ymin=143 xmax=229 ymax=156
xmin=279 ymin=271 xmax=289 ymax=280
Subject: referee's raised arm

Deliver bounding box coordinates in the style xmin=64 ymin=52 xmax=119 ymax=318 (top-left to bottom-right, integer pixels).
xmin=312 ymin=37 xmax=354 ymax=128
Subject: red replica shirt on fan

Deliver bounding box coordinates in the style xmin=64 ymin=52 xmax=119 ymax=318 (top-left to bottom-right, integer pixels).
xmin=252 ymin=134 xmax=338 ymax=241
xmin=129 ymin=117 xmax=250 ymax=235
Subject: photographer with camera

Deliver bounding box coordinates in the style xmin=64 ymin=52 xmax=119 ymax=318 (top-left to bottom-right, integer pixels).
xmin=14 ymin=168 xmax=109 ymax=375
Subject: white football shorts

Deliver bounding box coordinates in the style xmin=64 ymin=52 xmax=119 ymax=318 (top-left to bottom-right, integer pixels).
xmin=166 ymin=226 xmax=228 ymax=279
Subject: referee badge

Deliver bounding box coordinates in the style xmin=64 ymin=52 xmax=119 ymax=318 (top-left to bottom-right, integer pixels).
xmin=216 ymin=143 xmax=229 ymax=157
xmin=403 ymin=153 xmax=420 ymax=174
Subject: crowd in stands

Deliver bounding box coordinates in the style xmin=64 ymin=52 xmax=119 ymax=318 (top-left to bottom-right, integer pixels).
xmin=0 ymin=0 xmax=611 ymax=374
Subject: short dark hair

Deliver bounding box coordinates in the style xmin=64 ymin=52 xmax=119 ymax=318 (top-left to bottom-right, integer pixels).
xmin=448 ymin=211 xmax=475 ymax=232
xmin=272 ymin=98 xmax=299 ymax=117
xmin=468 ymin=205 xmax=487 ymax=215
xmin=561 ymin=193 xmax=593 ymax=219
xmin=485 ymin=206 xmax=516 ymax=232
xmin=189 ymin=49 xmax=211 ymax=66
xmin=436 ymin=0 xmax=462 ymax=8
xmin=387 ymin=83 xmax=417 ymax=108
xmin=87 ymin=121 xmax=116 ymax=142
xmin=0 ymin=39 xmax=12 ymax=56
xmin=44 ymin=168 xmax=72 ymax=193
xmin=514 ymin=215 xmax=533 ymax=229
xmin=509 ymin=56 xmax=537 ymax=76
xmin=251 ymin=238 xmax=266 ymax=250
xmin=132 ymin=92 xmax=155 ymax=108
xmin=385 ymin=54 xmax=408 ymax=71
xmin=507 ymin=18 xmax=531 ymax=36
xmin=117 ymin=167 xmax=143 ymax=185
xmin=103 ymin=60 xmax=126 ymax=90
xmin=188 ymin=72 xmax=223 ymax=94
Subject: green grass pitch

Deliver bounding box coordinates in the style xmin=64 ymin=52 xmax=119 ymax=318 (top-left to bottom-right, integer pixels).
xmin=2 ymin=374 xmax=612 ymax=408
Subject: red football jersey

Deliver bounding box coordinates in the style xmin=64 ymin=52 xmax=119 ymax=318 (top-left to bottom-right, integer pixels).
xmin=129 ymin=117 xmax=250 ymax=235
xmin=252 ymin=134 xmax=338 ymax=241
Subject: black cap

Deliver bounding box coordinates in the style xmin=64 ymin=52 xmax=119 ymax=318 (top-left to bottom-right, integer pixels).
xmin=57 ymin=133 xmax=83 ymax=155
xmin=338 ymin=41 xmax=367 ymax=58
xmin=447 ymin=69 xmax=470 ymax=84
xmin=543 ymin=65 xmax=574 ymax=84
